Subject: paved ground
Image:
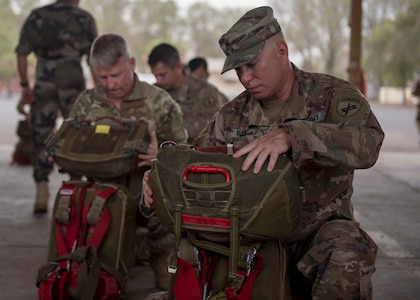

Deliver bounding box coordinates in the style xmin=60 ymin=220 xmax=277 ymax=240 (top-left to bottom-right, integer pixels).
xmin=0 ymin=94 xmax=419 ymax=299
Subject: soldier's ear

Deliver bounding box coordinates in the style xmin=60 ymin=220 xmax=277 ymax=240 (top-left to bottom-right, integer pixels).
xmin=275 ymin=41 xmax=288 ymax=61
xmin=129 ymin=57 xmax=136 ymax=70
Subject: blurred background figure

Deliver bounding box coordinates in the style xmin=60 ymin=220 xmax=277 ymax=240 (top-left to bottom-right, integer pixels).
xmin=14 ymin=0 xmax=97 ymax=214
xmin=148 ymin=43 xmax=226 ymax=143
xmin=188 ymin=56 xmax=209 ymax=80
xmin=411 ymin=78 xmax=420 ymax=145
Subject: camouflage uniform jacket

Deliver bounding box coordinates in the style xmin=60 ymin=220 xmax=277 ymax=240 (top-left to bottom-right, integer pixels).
xmin=166 ymin=69 xmax=224 ymax=141
xmin=15 ymin=1 xmax=97 ymax=87
xmin=68 ymin=74 xmax=187 ymax=145
xmin=195 ymin=63 xmax=385 ymax=241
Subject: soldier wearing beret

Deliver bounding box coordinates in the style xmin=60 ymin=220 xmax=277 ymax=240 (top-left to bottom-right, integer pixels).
xmin=143 ymin=6 xmax=384 ymax=299
xmin=15 ymin=0 xmax=98 ymax=213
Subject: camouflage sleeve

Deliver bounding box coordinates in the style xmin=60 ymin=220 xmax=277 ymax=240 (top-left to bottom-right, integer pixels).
xmin=195 ymin=84 xmax=224 ymax=119
xmin=193 ymin=111 xmax=226 ymax=147
xmin=283 ymin=88 xmax=384 ymax=169
xmin=151 ymin=91 xmax=188 ymax=144
xmin=67 ymin=90 xmax=92 ymax=119
xmin=15 ymin=11 xmax=37 ymax=55
xmin=80 ymin=12 xmax=98 ymax=64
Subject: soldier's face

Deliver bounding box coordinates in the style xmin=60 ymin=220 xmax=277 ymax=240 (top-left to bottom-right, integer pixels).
xmin=95 ymin=57 xmax=136 ymax=101
xmin=235 ymin=40 xmax=288 ymax=100
xmin=191 ymin=66 xmax=209 ymax=80
xmin=150 ymin=62 xmax=181 ymax=90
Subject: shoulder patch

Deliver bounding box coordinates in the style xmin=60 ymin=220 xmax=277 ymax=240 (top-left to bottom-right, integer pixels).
xmin=337 ymin=98 xmax=362 ymax=117
xmin=203 ymin=96 xmax=216 ymax=108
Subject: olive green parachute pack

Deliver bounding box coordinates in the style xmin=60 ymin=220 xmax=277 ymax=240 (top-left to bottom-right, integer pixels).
xmin=38 ymin=115 xmax=147 ymax=299
xmin=45 ymin=116 xmax=149 ymax=179
xmin=149 ymin=144 xmax=304 ymax=300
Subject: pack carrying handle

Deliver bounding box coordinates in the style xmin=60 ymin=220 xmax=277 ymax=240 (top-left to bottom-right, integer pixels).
xmin=183 ymin=165 xmax=231 ymax=182
xmin=75 ymin=116 xmax=131 ymax=128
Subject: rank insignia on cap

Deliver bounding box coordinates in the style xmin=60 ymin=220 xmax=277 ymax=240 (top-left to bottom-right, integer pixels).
xmin=337 ymin=98 xmax=362 ymax=117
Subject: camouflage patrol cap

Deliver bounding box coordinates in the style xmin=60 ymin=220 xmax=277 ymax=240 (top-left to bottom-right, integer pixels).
xmin=219 ymin=6 xmax=281 ymax=74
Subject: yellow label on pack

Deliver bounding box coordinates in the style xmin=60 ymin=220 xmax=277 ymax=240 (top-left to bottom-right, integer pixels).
xmin=95 ymin=124 xmax=110 ymax=134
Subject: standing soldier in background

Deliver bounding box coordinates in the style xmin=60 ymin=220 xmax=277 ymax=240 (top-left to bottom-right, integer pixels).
xmin=148 ymin=44 xmax=226 ymax=143
xmin=412 ymin=79 xmax=420 ymax=145
xmin=15 ymin=0 xmax=97 ymax=214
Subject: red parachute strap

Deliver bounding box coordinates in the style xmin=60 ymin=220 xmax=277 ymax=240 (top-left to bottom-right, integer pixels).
xmin=54 ymin=184 xmax=80 ymax=259
xmin=38 ymin=269 xmax=67 ymax=300
xmin=55 ymin=182 xmax=93 ymax=269
xmin=173 ymin=257 xmax=202 ymax=300
xmin=79 ymin=186 xmax=115 ymax=249
xmin=198 ymin=249 xmax=208 ymax=292
xmin=224 ymin=253 xmax=264 ymax=300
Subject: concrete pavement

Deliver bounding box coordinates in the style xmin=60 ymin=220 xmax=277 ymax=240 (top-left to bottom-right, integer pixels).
xmin=0 ymin=95 xmax=419 ymax=299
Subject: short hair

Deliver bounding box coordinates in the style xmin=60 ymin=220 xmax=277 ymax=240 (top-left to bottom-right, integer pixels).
xmin=89 ymin=33 xmax=131 ymax=67
xmin=188 ymin=57 xmax=208 ymax=72
xmin=148 ymin=43 xmax=180 ymax=68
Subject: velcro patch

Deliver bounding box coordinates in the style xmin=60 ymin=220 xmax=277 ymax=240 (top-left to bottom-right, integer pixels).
xmin=95 ymin=124 xmax=110 ymax=134
xmin=337 ymin=98 xmax=362 ymax=117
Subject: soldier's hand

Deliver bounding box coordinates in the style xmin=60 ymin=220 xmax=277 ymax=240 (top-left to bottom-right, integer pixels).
xmin=21 ymin=86 xmax=34 ymax=105
xmin=137 ymin=130 xmax=158 ymax=167
xmin=232 ymin=128 xmax=291 ymax=174
xmin=141 ymin=170 xmax=154 ymax=208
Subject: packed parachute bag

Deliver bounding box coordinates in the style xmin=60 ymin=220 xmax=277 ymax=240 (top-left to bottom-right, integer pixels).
xmin=36 ymin=180 xmax=137 ymax=300
xmin=146 ymin=143 xmax=305 ymax=300
xmin=11 ymin=100 xmax=32 ymax=166
xmin=44 ymin=116 xmax=150 ymax=179
xmin=37 ymin=116 xmax=151 ymax=299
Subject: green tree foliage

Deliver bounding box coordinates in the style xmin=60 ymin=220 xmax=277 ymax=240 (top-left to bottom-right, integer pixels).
xmin=0 ymin=0 xmax=44 ymax=86
xmin=364 ymin=0 xmax=420 ymax=96
xmin=269 ymin=0 xmax=350 ymax=77
xmin=82 ymin=0 xmax=181 ymax=71
xmin=1 ymin=0 xmax=419 ymax=95
xmin=185 ymin=3 xmax=245 ymax=58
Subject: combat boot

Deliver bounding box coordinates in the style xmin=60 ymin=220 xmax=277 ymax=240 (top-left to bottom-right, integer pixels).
xmin=34 ymin=181 xmax=49 ymax=214
xmin=150 ymin=252 xmax=170 ymax=291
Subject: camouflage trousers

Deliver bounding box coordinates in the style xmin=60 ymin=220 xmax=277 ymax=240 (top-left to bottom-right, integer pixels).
xmin=30 ymin=80 xmax=84 ymax=182
xmin=289 ymin=219 xmax=378 ymax=300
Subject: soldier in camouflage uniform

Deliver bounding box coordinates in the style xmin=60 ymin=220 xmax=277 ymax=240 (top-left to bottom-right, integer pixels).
xmin=411 ymin=79 xmax=420 ymax=145
xmin=188 ymin=57 xmax=210 ymax=80
xmin=143 ymin=6 xmax=384 ymax=299
xmin=15 ymin=0 xmax=97 ymax=214
xmin=148 ymin=43 xmax=226 ymax=143
xmin=67 ymin=33 xmax=187 ymax=291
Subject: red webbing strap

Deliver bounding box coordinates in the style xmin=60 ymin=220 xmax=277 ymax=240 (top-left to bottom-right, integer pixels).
xmin=173 ymin=257 xmax=202 ymax=300
xmin=81 ymin=187 xmax=116 ymax=249
xmin=55 ymin=271 xmax=70 ymax=300
xmin=54 ymin=183 xmax=79 ymax=256
xmin=55 ymin=182 xmax=92 ymax=267
xmin=224 ymin=253 xmax=264 ymax=300
xmin=38 ymin=271 xmax=62 ymax=300
xmin=40 ymin=182 xmax=92 ymax=300
xmin=198 ymin=249 xmax=209 ymax=292
xmin=181 ymin=214 xmax=231 ymax=229
xmin=202 ymin=253 xmax=220 ymax=292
